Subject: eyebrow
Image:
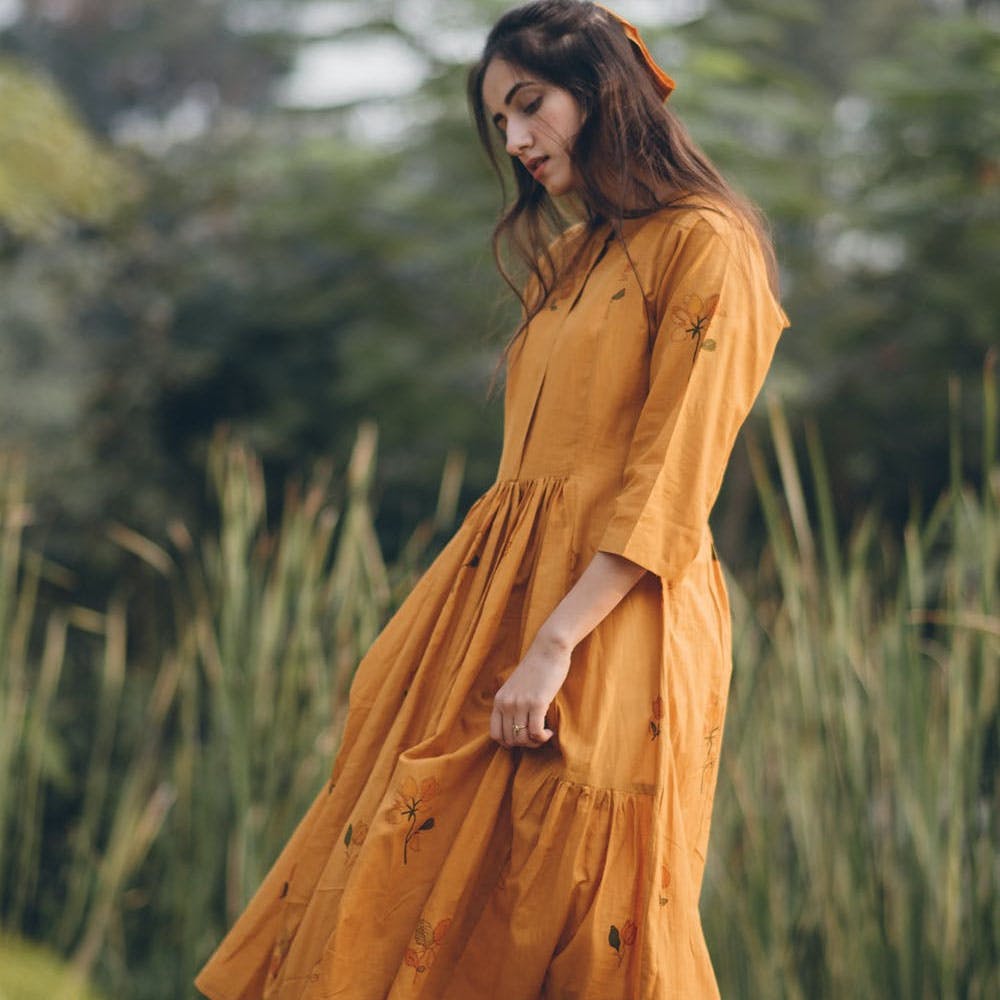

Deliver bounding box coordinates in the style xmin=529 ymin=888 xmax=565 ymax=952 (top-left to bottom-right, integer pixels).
xmin=491 ymin=80 xmax=538 ymax=126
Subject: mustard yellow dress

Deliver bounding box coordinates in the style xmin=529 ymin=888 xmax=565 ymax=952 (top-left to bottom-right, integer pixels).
xmin=194 ymin=198 xmax=789 ymax=1000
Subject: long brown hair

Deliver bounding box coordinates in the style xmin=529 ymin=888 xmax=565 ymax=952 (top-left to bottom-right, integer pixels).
xmin=468 ymin=0 xmax=780 ymax=346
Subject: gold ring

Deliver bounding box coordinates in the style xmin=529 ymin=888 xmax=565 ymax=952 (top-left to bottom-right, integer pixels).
xmin=512 ymin=723 xmax=525 ymax=734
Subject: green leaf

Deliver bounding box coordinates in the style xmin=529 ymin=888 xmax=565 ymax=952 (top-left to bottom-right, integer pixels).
xmin=608 ymin=925 xmax=621 ymax=951
xmin=344 ymin=823 xmax=352 ymax=847
xmin=611 ymin=288 xmax=626 ymax=300
xmin=0 ymin=57 xmax=135 ymax=237
xmin=419 ymin=817 xmax=435 ymax=832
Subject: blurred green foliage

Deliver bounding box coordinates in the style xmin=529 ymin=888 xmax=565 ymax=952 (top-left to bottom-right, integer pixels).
xmin=0 ymin=0 xmax=997 ymax=576
xmin=0 ymin=933 xmax=106 ymax=1000
xmin=0 ymin=57 xmax=136 ymax=237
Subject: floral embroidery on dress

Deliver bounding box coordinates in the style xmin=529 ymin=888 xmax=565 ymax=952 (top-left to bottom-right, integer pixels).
xmin=670 ymin=292 xmax=720 ymax=360
xmin=649 ymin=695 xmax=664 ymax=740
xmin=343 ymin=819 xmax=369 ymax=867
xmin=404 ymin=915 xmax=452 ymax=981
xmin=264 ymin=870 xmax=300 ymax=999
xmin=608 ymin=919 xmax=637 ymax=967
xmin=264 ymin=927 xmax=291 ymax=997
xmin=659 ymin=863 xmax=671 ymax=906
xmin=700 ymin=693 xmax=723 ymax=793
xmin=386 ymin=775 xmax=440 ymax=864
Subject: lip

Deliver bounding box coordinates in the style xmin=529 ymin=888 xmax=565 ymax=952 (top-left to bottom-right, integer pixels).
xmin=524 ymin=156 xmax=548 ymax=179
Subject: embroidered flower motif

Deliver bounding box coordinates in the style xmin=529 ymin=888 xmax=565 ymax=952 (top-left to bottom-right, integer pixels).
xmin=649 ymin=695 xmax=664 ymax=740
xmin=659 ymin=863 xmax=672 ymax=906
xmin=608 ymin=919 xmax=638 ymax=967
xmin=404 ymin=916 xmax=452 ymax=981
xmin=670 ymin=292 xmax=720 ymax=359
xmin=386 ymin=774 xmax=440 ymax=864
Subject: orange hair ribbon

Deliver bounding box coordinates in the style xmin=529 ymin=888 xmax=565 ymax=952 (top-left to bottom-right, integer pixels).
xmin=595 ymin=3 xmax=676 ymax=101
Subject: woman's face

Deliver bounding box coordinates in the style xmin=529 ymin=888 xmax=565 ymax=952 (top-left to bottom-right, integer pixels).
xmin=481 ymin=57 xmax=585 ymax=197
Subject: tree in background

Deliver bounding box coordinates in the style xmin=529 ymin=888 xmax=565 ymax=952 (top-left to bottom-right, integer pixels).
xmin=0 ymin=0 xmax=996 ymax=573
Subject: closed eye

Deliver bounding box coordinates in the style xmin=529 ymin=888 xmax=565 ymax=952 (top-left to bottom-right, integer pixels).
xmin=489 ymin=86 xmax=543 ymax=134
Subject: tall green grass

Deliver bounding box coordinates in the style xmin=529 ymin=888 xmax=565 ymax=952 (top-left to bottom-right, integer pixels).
xmin=703 ymin=359 xmax=998 ymax=998
xmin=0 ymin=366 xmax=995 ymax=998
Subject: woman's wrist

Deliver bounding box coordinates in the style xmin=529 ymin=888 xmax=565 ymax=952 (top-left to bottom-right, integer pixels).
xmin=533 ymin=617 xmax=580 ymax=654
xmin=534 ymin=551 xmax=647 ymax=655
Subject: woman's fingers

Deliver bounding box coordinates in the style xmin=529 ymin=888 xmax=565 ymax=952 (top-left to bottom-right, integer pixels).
xmin=490 ymin=703 xmax=554 ymax=748
xmin=511 ymin=715 xmax=542 ymax=745
xmin=526 ymin=709 xmax=553 ymax=744
xmin=489 ymin=706 xmax=507 ymax=747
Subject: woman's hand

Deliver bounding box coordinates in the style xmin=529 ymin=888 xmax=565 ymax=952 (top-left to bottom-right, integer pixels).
xmin=490 ymin=629 xmax=571 ymax=748
xmin=489 ymin=551 xmax=647 ymax=750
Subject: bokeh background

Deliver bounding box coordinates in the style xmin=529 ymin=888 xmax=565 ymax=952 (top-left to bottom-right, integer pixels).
xmin=0 ymin=1 xmax=996 ymax=997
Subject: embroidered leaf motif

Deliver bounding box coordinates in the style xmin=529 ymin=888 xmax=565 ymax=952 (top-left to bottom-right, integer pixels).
xmin=419 ymin=817 xmax=435 ymax=832
xmin=344 ymin=819 xmax=369 ymax=867
xmin=433 ymin=918 xmax=452 ymax=944
xmin=649 ymin=695 xmax=664 ymax=739
xmin=611 ymin=287 xmax=626 ymax=300
xmin=701 ymin=339 xmax=716 ymax=351
xmin=609 ymin=919 xmax=636 ymax=967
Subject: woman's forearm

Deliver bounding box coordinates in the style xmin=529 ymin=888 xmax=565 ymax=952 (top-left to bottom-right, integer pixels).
xmin=491 ymin=551 xmax=648 ymax=747
xmin=533 ymin=550 xmax=647 ymax=653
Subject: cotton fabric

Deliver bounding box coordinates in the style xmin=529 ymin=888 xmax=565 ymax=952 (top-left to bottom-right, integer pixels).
xmin=194 ymin=197 xmax=789 ymax=1000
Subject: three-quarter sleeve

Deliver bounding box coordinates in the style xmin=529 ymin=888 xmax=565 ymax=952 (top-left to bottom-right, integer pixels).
xmin=597 ymin=215 xmax=789 ymax=583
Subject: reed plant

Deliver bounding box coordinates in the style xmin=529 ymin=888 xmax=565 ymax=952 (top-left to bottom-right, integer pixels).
xmin=702 ymin=355 xmax=998 ymax=998
xmin=104 ymin=423 xmax=460 ymax=998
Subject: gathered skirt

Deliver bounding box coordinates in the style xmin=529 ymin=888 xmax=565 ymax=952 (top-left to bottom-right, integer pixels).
xmin=194 ymin=475 xmax=730 ymax=999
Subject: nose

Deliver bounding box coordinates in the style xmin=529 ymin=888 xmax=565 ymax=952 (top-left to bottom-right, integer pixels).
xmin=505 ymin=117 xmax=531 ymax=157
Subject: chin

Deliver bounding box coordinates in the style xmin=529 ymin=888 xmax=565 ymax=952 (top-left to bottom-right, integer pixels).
xmin=543 ymin=177 xmax=576 ymax=198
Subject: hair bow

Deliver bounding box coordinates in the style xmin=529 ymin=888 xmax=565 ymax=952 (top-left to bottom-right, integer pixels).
xmin=596 ymin=3 xmax=676 ymax=100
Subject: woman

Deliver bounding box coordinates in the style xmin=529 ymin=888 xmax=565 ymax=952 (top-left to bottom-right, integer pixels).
xmin=194 ymin=2 xmax=788 ymax=998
